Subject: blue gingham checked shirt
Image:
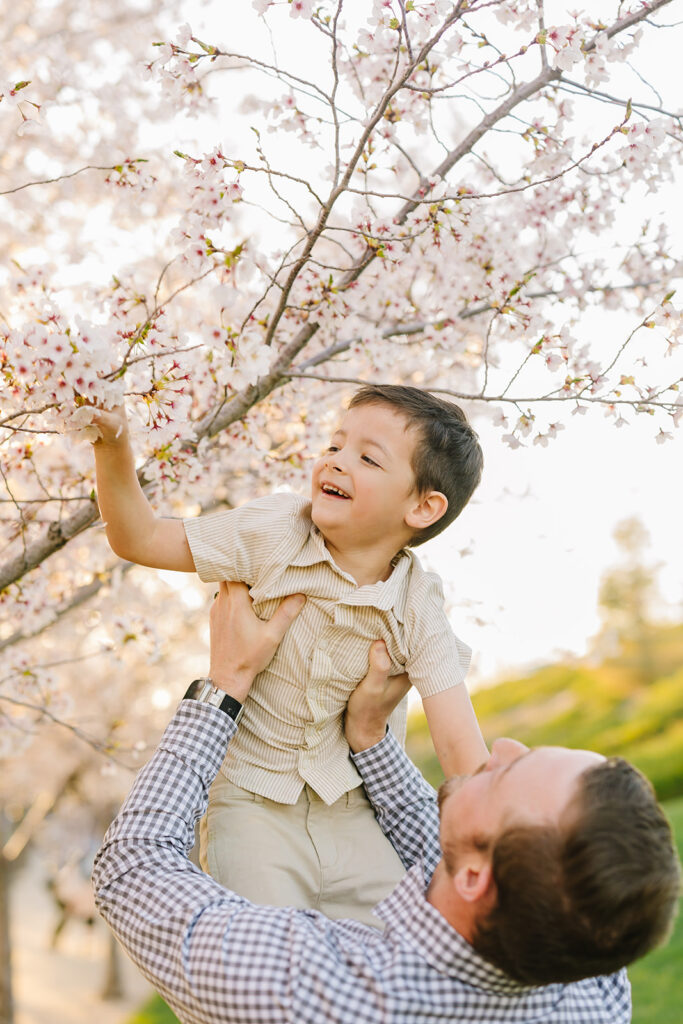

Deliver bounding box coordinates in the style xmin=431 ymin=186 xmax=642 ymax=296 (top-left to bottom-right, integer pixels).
xmin=93 ymin=701 xmax=631 ymax=1024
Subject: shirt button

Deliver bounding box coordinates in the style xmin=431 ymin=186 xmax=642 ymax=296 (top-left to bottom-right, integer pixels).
xmin=318 ymin=638 xmax=329 ymax=651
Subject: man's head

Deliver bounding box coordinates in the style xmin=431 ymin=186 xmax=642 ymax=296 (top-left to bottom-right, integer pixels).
xmin=347 ymin=384 xmax=483 ymax=546
xmin=436 ymin=739 xmax=680 ymax=986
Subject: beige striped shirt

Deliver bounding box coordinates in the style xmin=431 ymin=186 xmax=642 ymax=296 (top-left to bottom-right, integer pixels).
xmin=184 ymin=492 xmax=470 ymax=805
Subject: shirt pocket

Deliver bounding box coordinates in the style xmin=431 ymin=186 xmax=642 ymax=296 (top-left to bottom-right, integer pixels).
xmin=326 ymin=616 xmax=407 ymax=685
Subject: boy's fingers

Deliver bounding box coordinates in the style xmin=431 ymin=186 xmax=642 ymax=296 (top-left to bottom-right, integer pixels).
xmin=90 ymin=405 xmax=127 ymax=444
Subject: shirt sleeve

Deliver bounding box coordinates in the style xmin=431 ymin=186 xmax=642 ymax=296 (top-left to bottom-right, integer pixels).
xmin=183 ymin=491 xmax=310 ymax=584
xmin=351 ymin=730 xmax=441 ymax=881
xmin=92 ymin=702 xmax=391 ymax=1024
xmin=403 ymin=569 xmax=472 ymax=699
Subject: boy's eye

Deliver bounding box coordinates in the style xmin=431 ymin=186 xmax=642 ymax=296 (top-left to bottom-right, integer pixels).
xmin=362 ymin=455 xmax=379 ymax=467
xmin=326 ymin=445 xmax=340 ymax=453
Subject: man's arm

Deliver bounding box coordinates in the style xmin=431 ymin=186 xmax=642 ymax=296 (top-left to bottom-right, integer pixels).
xmin=93 ymin=585 xmax=311 ymax=1021
xmin=91 ymin=405 xmax=195 ymax=570
xmin=344 ymin=642 xmax=443 ymax=880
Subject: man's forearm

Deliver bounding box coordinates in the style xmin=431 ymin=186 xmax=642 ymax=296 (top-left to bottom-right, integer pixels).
xmin=92 ymin=703 xmax=238 ymax=1000
xmin=351 ymin=731 xmax=441 ymax=879
xmin=94 ymin=702 xmax=233 ymax=889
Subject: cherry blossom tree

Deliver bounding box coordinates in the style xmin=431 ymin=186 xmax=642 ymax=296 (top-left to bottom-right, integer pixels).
xmin=1 ymin=3 xmax=682 ymax=1017
xmin=2 ymin=0 xmax=682 ymax=822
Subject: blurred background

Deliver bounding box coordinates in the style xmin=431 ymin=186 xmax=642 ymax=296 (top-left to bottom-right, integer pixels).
xmin=2 ymin=1 xmax=681 ymax=1023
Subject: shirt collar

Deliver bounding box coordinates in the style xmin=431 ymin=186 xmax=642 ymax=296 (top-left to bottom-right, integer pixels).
xmin=375 ymin=863 xmax=545 ymax=996
xmin=288 ymin=521 xmax=414 ymax=621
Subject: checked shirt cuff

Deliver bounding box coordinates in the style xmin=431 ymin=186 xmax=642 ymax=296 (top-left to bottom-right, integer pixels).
xmin=161 ymin=699 xmax=238 ymax=784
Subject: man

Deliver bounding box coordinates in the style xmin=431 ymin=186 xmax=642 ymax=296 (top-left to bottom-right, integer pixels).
xmin=93 ymin=583 xmax=679 ymax=1024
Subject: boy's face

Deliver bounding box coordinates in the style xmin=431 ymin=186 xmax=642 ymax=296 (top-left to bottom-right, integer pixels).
xmin=311 ymin=402 xmax=420 ymax=549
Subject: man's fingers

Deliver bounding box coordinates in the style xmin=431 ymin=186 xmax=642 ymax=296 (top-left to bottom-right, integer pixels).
xmin=267 ymin=593 xmax=306 ymax=641
xmin=368 ymin=639 xmax=391 ymax=674
xmin=363 ymin=642 xmax=410 ymax=701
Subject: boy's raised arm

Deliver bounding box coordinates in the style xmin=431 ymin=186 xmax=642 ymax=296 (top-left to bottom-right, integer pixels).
xmin=422 ymin=686 xmax=489 ymax=778
xmin=92 ymin=406 xmax=195 ymax=572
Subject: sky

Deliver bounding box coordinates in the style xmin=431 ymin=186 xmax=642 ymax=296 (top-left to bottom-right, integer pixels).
xmin=161 ymin=1 xmax=683 ymax=686
xmin=424 ymin=404 xmax=682 ymax=684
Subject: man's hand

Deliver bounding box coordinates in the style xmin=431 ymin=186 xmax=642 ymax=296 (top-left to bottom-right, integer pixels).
xmin=345 ymin=641 xmax=411 ymax=753
xmin=209 ymin=581 xmax=305 ymax=703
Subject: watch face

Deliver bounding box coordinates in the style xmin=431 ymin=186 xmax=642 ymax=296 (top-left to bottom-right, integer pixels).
xmin=185 ymin=679 xmax=207 ymax=701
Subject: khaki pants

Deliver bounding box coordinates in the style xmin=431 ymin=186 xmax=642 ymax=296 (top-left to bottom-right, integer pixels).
xmin=200 ymin=772 xmax=406 ymax=929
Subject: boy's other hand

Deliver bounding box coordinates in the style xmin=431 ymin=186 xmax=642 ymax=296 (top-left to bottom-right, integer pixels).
xmin=209 ymin=581 xmax=306 ymax=703
xmin=345 ymin=641 xmax=410 ymax=753
xmin=90 ymin=404 xmax=129 ymax=447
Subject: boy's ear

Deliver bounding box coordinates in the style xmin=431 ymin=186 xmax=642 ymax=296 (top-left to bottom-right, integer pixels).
xmin=404 ymin=491 xmax=448 ymax=532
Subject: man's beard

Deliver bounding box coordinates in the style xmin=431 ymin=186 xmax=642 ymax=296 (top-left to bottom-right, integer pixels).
xmin=437 ymin=758 xmax=488 ymax=814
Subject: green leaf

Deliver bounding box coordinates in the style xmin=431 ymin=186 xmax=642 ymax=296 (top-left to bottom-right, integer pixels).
xmin=663 ymin=290 xmax=676 ymax=303
xmin=13 ymin=80 xmax=31 ymax=92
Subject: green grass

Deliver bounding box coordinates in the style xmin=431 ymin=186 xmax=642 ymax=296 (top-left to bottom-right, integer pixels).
xmin=129 ymin=798 xmax=683 ymax=1024
xmin=629 ymin=795 xmax=683 ymax=1024
xmin=127 ymin=994 xmax=179 ymax=1024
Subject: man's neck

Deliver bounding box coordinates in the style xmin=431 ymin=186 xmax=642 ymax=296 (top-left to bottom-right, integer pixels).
xmin=426 ymin=861 xmax=477 ymax=944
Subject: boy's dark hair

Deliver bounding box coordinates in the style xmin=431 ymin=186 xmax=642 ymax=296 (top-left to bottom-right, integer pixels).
xmin=349 ymin=384 xmax=483 ymax=546
xmin=470 ymin=758 xmax=681 ymax=985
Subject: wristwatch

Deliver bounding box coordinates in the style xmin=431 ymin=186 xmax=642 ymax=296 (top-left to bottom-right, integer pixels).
xmin=183 ymin=678 xmax=244 ymax=724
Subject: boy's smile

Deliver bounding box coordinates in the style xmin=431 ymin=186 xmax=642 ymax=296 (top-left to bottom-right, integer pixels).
xmin=310 ymin=403 xmax=422 ymax=577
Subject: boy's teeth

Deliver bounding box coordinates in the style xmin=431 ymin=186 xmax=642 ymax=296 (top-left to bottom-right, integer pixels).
xmin=322 ymin=484 xmax=349 ymax=498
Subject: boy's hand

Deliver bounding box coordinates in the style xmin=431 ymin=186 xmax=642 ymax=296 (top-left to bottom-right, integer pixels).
xmin=345 ymin=641 xmax=410 ymax=753
xmin=209 ymin=581 xmax=306 ymax=703
xmin=90 ymin=405 xmax=129 ymax=448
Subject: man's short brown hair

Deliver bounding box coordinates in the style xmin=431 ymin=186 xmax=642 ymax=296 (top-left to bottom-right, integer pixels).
xmin=348 ymin=384 xmax=483 ymax=546
xmin=471 ymin=758 xmax=680 ymax=985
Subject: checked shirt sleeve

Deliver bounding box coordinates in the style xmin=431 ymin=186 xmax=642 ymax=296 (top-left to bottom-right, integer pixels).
xmin=93 ymin=702 xmax=400 ymax=1024
xmin=351 ymin=730 xmax=441 ymax=881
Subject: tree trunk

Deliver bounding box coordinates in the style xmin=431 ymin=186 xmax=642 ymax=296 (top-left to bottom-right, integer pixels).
xmin=0 ymin=850 xmax=13 ymax=1024
xmin=100 ymin=930 xmax=123 ymax=1001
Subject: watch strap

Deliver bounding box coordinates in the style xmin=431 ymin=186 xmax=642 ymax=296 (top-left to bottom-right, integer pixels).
xmin=184 ymin=678 xmax=244 ymax=723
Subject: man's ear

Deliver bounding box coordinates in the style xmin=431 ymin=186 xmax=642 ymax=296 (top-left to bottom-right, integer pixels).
xmin=405 ymin=491 xmax=448 ymax=533
xmin=452 ymin=859 xmax=494 ymax=905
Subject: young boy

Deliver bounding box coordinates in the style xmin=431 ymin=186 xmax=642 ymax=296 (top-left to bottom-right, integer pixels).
xmin=92 ymin=384 xmax=488 ymax=927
